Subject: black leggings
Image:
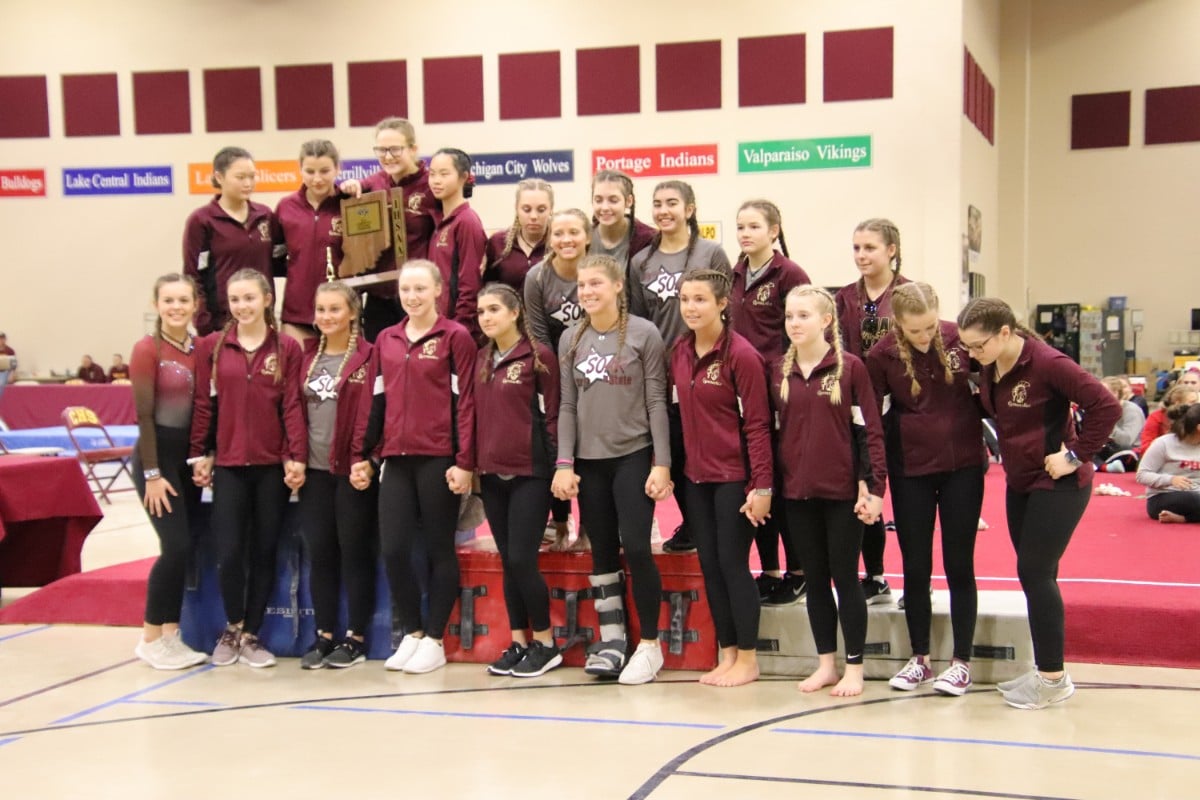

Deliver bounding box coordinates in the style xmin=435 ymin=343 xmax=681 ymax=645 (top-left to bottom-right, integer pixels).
xmin=480 ymin=474 xmax=553 ymax=633
xmin=668 ymin=405 xmax=690 ymax=531
xmin=551 ymin=496 xmax=571 ymax=524
xmin=379 ymin=455 xmax=460 ymax=639
xmin=687 ymin=481 xmax=758 ymax=650
xmin=1005 ymin=483 xmax=1091 ymax=673
xmin=786 ymin=498 xmax=866 ymax=664
xmin=133 ymin=427 xmax=200 ymax=626
xmin=861 ymin=519 xmax=885 ymax=577
xmin=1147 ymin=492 xmax=1200 ymax=522
xmin=891 ymin=466 xmax=984 ymax=661
xmin=300 ymin=469 xmax=378 ymax=635
xmin=754 ymin=494 xmax=798 ymax=573
xmin=212 ymin=464 xmax=290 ymax=634
xmin=361 ymin=294 xmax=404 ymax=343
xmin=576 ymin=448 xmax=662 ymax=640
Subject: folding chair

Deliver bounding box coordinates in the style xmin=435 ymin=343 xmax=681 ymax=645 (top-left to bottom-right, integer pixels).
xmin=61 ymin=405 xmax=135 ymax=503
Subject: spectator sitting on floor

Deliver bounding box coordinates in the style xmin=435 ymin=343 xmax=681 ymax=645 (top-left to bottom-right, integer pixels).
xmin=77 ymin=355 xmax=108 ymax=384
xmin=1137 ymin=403 xmax=1200 ymax=524
xmin=1096 ymin=376 xmax=1145 ymax=472
xmin=108 ymin=353 xmax=130 ymax=382
xmin=1138 ymin=385 xmax=1200 ymax=459
xmin=1119 ymin=376 xmax=1149 ymax=417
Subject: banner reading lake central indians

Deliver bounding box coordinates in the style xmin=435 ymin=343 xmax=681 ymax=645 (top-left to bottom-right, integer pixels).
xmin=738 ymin=136 xmax=872 ymax=172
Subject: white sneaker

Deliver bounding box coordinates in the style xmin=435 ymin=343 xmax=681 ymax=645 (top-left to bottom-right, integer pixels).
xmin=402 ymin=636 xmax=447 ymax=674
xmin=385 ymin=634 xmax=422 ymax=671
xmin=162 ymin=631 xmax=208 ymax=667
xmin=135 ymin=635 xmax=201 ymax=670
xmin=618 ymin=640 xmax=664 ymax=685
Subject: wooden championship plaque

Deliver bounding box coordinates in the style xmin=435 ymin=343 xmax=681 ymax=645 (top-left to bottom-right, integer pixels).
xmin=338 ymin=188 xmax=409 ymax=288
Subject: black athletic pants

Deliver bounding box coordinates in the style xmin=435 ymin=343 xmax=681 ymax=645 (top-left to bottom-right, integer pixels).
xmin=754 ymin=494 xmax=798 ymax=573
xmin=300 ymin=468 xmax=378 ymax=635
xmin=212 ymin=464 xmax=289 ymax=634
xmin=379 ymin=455 xmax=460 ymax=639
xmin=576 ymin=447 xmax=662 ymax=640
xmin=861 ymin=519 xmax=886 ymax=578
xmin=891 ymin=466 xmax=984 ymax=661
xmin=362 ymin=294 xmax=404 ymax=343
xmin=481 ymin=474 xmax=553 ymax=633
xmin=1005 ymin=483 xmax=1091 ymax=673
xmin=786 ymin=498 xmax=867 ymax=664
xmin=668 ymin=405 xmax=690 ymax=534
xmin=133 ymin=427 xmax=200 ymax=626
xmin=687 ymin=481 xmax=758 ymax=650
xmin=1147 ymin=492 xmax=1200 ymax=522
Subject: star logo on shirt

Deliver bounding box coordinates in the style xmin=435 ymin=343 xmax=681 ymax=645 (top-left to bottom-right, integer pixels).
xmin=551 ymin=299 xmax=582 ymax=326
xmin=647 ymin=267 xmax=681 ymax=301
xmin=308 ymin=371 xmax=338 ymax=401
xmin=576 ymin=347 xmax=614 ymax=384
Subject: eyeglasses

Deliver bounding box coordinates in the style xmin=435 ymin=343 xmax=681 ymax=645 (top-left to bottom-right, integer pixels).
xmin=372 ymin=146 xmax=410 ymax=158
xmin=958 ymin=333 xmax=996 ymax=354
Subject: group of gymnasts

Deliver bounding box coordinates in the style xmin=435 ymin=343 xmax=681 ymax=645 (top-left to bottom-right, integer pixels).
xmin=128 ymin=116 xmax=1123 ymax=709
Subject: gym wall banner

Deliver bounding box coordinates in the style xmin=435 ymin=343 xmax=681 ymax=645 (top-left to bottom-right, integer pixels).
xmin=187 ymin=160 xmax=301 ymax=194
xmin=738 ymin=136 xmax=872 ymax=172
xmin=63 ymin=166 xmax=173 ymax=196
xmin=0 ymin=169 xmax=47 ymax=197
xmin=592 ymin=145 xmax=719 ymax=178
xmin=470 ymin=150 xmax=574 ymax=186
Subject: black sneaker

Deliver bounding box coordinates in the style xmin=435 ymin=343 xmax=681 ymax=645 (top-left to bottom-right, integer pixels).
xmin=301 ymin=636 xmax=336 ymax=670
xmin=487 ymin=642 xmax=528 ymax=676
xmin=324 ymin=637 xmax=367 ymax=668
xmin=755 ymin=573 xmax=784 ymax=603
xmin=662 ymin=524 xmax=696 ymax=553
xmin=862 ymin=577 xmax=893 ymax=605
xmin=764 ymin=573 xmax=807 ymax=606
xmin=512 ymin=640 xmax=564 ymax=678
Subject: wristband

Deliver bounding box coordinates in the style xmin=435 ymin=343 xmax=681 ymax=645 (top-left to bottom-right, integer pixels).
xmin=555 ymin=459 xmax=574 ymax=468
xmin=143 ymin=468 xmax=161 ymax=481
xmin=753 ymin=488 xmax=773 ymax=497
xmin=185 ymin=456 xmax=207 ymax=466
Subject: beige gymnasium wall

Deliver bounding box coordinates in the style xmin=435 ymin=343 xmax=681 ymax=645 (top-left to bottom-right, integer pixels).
xmin=960 ymin=0 xmax=1002 ymax=303
xmin=999 ymin=0 xmax=1200 ymax=372
xmin=1 ymin=0 xmax=969 ymax=374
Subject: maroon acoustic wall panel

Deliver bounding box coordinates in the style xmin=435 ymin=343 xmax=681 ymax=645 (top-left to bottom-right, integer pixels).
xmin=1145 ymin=85 xmax=1200 ymax=145
xmin=133 ymin=70 xmax=190 ymax=134
xmin=499 ymin=51 xmax=561 ymax=120
xmin=656 ymin=40 xmax=721 ymax=111
xmin=1070 ymin=91 xmax=1130 ymax=149
xmin=0 ymin=75 xmax=50 ymax=138
xmin=738 ymin=34 xmax=805 ymax=107
xmin=276 ymin=63 xmax=334 ymax=130
xmin=423 ymin=56 xmax=484 ymax=124
xmin=62 ymin=73 xmax=120 ymax=136
xmin=203 ymin=67 xmax=262 ymax=132
xmin=576 ymin=45 xmax=640 ymax=116
xmin=823 ymin=27 xmax=893 ymax=102
xmin=347 ymin=60 xmax=408 ymax=126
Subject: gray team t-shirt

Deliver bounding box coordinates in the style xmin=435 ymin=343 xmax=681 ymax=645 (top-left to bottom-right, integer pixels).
xmin=628 ymin=237 xmax=732 ymax=346
xmin=524 ymin=260 xmax=583 ymax=350
xmin=304 ymin=351 xmax=343 ymax=472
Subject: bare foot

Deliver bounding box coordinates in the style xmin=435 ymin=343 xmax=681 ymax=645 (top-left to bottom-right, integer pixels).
xmin=1159 ymin=510 xmax=1187 ymax=524
xmin=831 ymin=665 xmax=864 ymax=697
xmin=797 ymin=665 xmax=840 ymax=693
xmin=713 ymin=661 xmax=759 ymax=687
xmin=700 ymin=648 xmax=737 ymax=685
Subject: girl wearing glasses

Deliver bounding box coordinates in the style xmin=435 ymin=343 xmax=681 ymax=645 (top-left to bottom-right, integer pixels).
xmin=866 ymin=283 xmax=986 ymax=696
xmin=835 ymin=218 xmax=909 ymax=606
xmin=338 ymin=117 xmax=439 ymax=340
xmin=957 ymin=297 xmax=1120 ymax=709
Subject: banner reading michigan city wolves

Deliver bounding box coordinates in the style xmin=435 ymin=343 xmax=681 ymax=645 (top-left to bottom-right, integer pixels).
xmin=738 ymin=136 xmax=872 ymax=172
xmin=592 ymin=144 xmax=718 ymax=178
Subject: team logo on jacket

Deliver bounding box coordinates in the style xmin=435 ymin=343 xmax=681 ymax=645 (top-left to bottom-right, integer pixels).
xmin=258 ymin=221 xmax=271 ymax=240
xmin=703 ymin=361 xmax=723 ymax=386
xmin=819 ymin=373 xmax=838 ymax=397
xmin=408 ymin=193 xmax=425 ymax=214
xmin=647 ymin=267 xmax=681 ymax=301
xmin=503 ymin=362 xmax=525 ymax=385
xmin=348 ymin=365 xmax=366 ymax=384
xmin=419 ymin=340 xmax=439 ymax=360
xmin=261 ymin=354 xmax=278 ymax=377
xmin=550 ymin=298 xmax=582 ymax=325
xmin=947 ymin=347 xmax=962 ymax=372
xmin=308 ymin=370 xmax=337 ymax=401
xmin=330 ymin=217 xmax=344 ymax=237
xmin=753 ymin=283 xmax=774 ymax=306
xmin=437 ymin=229 xmax=449 ymax=248
xmin=1010 ymin=380 xmax=1031 ymax=408
xmin=577 ymin=347 xmax=614 ymax=384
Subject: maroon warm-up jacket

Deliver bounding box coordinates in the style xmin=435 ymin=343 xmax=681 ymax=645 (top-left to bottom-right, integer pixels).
xmin=471 ymin=337 xmax=559 ymax=478
xmin=275 ymin=188 xmax=345 ymax=327
xmin=299 ymin=335 xmax=372 ymax=476
xmin=835 ymin=275 xmax=912 ymax=359
xmin=484 ymin=230 xmax=545 ymax=293
xmin=729 ymin=252 xmax=811 ymax=360
xmin=430 ymin=202 xmax=487 ymax=339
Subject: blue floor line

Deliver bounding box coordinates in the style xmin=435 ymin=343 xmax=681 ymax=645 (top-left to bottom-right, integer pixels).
xmin=292 ymin=704 xmax=724 ymax=730
xmin=0 ymin=736 xmax=20 ymax=748
xmin=50 ymin=664 xmax=215 ymax=725
xmin=772 ymin=727 xmax=1200 ymax=762
xmin=0 ymin=625 xmax=51 ymax=644
xmin=122 ymin=699 xmax=225 ymax=708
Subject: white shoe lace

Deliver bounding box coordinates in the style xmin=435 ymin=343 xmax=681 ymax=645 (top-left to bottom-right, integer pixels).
xmin=938 ymin=662 xmax=971 ymax=686
xmin=896 ymin=658 xmax=928 ymax=682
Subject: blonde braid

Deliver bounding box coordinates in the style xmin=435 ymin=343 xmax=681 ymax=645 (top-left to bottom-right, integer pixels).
xmin=304 ymin=333 xmax=328 ymax=386
xmin=931 ymin=326 xmax=954 ymax=385
xmin=210 ymin=319 xmax=235 ymax=394
xmin=565 ymin=314 xmax=592 ymax=360
xmin=778 ymin=343 xmax=798 ymax=403
xmin=616 ymin=290 xmax=629 ymax=357
xmin=499 ymin=216 xmax=520 ymax=260
xmin=894 ymin=333 xmax=921 ymax=397
xmin=828 ymin=315 xmax=845 ymax=406
xmin=521 ymin=313 xmax=549 ymax=375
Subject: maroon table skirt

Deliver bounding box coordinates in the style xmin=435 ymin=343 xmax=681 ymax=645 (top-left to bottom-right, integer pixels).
xmin=0 ymin=383 xmax=135 ymax=429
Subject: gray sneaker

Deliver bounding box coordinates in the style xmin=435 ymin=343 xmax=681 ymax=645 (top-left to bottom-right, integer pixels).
xmin=1002 ymin=672 xmax=1075 ymax=709
xmin=212 ymin=627 xmax=241 ymax=667
xmin=996 ymin=668 xmax=1038 ymax=693
xmin=237 ymin=633 xmax=277 ymax=668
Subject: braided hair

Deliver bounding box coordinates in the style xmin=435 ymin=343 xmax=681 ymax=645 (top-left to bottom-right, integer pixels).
xmin=211 ymin=269 xmax=282 ymax=392
xmin=566 ymin=254 xmax=628 ymax=360
xmin=676 ymin=267 xmax=733 ymax=360
xmin=591 ymin=170 xmax=638 ymax=272
xmin=476 ymin=282 xmax=548 ymax=382
xmin=779 ymin=285 xmax=844 ymax=405
xmin=854 ymin=218 xmax=902 ymax=274
xmin=645 ymin=180 xmax=700 ymax=266
xmin=890 ymin=282 xmax=953 ymax=397
xmin=498 ymin=179 xmax=555 ymax=261
xmin=957 ymin=297 xmax=1039 ymax=340
xmin=737 ymin=199 xmax=790 ymax=263
xmin=303 ymin=281 xmax=362 ymax=397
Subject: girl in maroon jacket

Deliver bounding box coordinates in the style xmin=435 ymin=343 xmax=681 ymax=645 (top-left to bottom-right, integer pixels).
xmin=484 ymin=179 xmax=553 ymax=292
xmin=428 ymin=148 xmax=487 ymax=341
xmin=729 ymin=199 xmax=811 ymax=606
xmin=958 ymin=298 xmax=1121 ymax=709
xmin=590 ymin=170 xmax=655 ymax=281
xmin=835 ymin=218 xmax=910 ymax=606
xmin=296 ymin=281 xmax=376 ymax=669
xmin=339 ymin=117 xmax=439 ymax=340
xmin=866 ymin=283 xmax=986 ymax=696
xmin=276 ymin=139 xmax=345 ymax=344
xmin=670 ymin=268 xmax=773 ymax=687
xmin=183 ymin=147 xmax=281 ymax=335
xmin=773 ymin=286 xmax=887 ymax=697
xmin=190 ymin=269 xmax=307 ymax=669
xmin=131 ymin=274 xmax=208 ymax=670
xmin=471 ymin=283 xmax=563 ymax=678
xmin=349 ymin=260 xmax=477 ymax=675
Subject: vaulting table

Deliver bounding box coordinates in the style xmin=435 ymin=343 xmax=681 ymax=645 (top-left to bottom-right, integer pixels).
xmin=0 ymin=455 xmax=103 ymax=589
